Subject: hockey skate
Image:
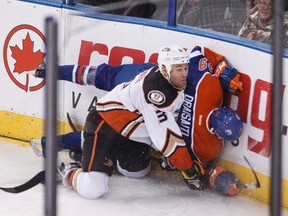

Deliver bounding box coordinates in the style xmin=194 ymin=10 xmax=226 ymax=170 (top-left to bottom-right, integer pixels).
xmin=29 ymin=139 xmax=43 ymax=157
xmin=35 ymin=64 xmax=46 ymax=78
xmin=57 ymin=162 xmax=82 ymax=187
xmin=69 ymin=150 xmax=83 ymax=162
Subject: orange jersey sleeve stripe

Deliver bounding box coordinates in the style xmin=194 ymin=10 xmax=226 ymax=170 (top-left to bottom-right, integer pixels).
xmin=88 ymin=120 xmax=105 ymax=172
xmin=77 ymin=65 xmax=84 ymax=85
xmin=99 ymin=110 xmax=140 ymax=134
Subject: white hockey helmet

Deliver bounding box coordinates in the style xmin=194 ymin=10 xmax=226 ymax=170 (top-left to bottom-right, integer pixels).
xmin=157 ymin=45 xmax=189 ymax=80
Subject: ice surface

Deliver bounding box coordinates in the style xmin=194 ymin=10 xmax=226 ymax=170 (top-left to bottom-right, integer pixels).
xmin=0 ymin=140 xmax=287 ymax=216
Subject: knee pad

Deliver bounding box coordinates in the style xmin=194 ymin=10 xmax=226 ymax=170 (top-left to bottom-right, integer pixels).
xmin=74 ymin=171 xmax=109 ymax=199
xmin=116 ymin=141 xmax=151 ymax=176
xmin=116 ymin=160 xmax=151 ymax=178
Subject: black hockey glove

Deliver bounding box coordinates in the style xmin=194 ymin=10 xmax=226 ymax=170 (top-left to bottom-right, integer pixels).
xmin=158 ymin=156 xmax=176 ymax=171
xmin=181 ymin=160 xmax=208 ymax=191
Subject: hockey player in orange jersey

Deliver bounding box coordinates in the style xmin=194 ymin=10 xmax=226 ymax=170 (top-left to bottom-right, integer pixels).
xmin=30 ymin=45 xmax=243 ymax=198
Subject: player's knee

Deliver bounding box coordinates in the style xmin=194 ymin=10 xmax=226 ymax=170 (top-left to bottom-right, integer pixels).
xmin=116 ymin=142 xmax=151 ymax=178
xmin=75 ymin=171 xmax=109 ymax=199
xmin=116 ymin=160 xmax=151 ymax=178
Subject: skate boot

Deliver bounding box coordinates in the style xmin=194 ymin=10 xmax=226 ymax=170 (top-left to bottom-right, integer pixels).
xmin=35 ymin=64 xmax=46 ymax=78
xmin=69 ymin=150 xmax=83 ymax=162
xmin=29 ymin=139 xmax=43 ymax=157
xmin=57 ymin=162 xmax=82 ymax=187
xmin=30 ymin=137 xmax=63 ymax=158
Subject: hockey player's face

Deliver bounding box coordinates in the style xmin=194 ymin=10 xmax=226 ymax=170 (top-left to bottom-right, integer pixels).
xmin=170 ymin=63 xmax=188 ymax=90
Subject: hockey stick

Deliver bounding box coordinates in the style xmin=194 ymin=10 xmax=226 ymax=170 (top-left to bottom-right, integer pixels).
xmin=0 ymin=171 xmax=45 ymax=193
xmin=1 ymin=113 xmax=79 ymax=194
xmin=60 ymin=115 xmax=261 ymax=189
xmin=236 ymin=156 xmax=261 ymax=189
xmin=0 ymin=114 xmax=76 ymax=194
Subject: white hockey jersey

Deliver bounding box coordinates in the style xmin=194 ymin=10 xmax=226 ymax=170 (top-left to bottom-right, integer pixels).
xmin=96 ymin=66 xmax=193 ymax=170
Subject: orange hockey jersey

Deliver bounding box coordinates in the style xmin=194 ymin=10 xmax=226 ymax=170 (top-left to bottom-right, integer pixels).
xmin=179 ymin=46 xmax=226 ymax=165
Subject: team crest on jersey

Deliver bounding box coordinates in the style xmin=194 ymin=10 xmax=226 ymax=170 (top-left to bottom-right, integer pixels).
xmin=225 ymin=129 xmax=232 ymax=136
xmin=148 ymin=90 xmax=166 ymax=105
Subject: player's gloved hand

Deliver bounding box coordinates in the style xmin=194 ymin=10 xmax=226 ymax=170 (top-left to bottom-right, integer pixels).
xmin=208 ymin=166 xmax=240 ymax=196
xmin=214 ymin=60 xmax=243 ymax=92
xmin=228 ymin=73 xmax=243 ymax=92
xmin=181 ymin=160 xmax=207 ymax=191
xmin=35 ymin=64 xmax=46 ymax=78
xmin=219 ymin=66 xmax=243 ymax=92
xmin=158 ymin=156 xmax=176 ymax=171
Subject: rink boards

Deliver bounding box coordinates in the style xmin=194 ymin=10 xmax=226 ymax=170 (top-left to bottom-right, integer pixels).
xmin=0 ymin=0 xmax=287 ymax=208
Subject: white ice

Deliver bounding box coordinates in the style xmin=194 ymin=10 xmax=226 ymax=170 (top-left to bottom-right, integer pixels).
xmin=0 ymin=140 xmax=287 ymax=216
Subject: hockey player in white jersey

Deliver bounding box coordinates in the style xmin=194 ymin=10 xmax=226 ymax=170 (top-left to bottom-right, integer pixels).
xmin=62 ymin=45 xmax=194 ymax=199
xmin=31 ymin=45 xmax=244 ymax=198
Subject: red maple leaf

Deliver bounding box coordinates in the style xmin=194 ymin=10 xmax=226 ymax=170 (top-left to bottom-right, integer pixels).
xmin=10 ymin=32 xmax=45 ymax=74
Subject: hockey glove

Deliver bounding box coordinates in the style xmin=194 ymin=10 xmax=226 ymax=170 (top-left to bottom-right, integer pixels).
xmin=158 ymin=156 xmax=176 ymax=171
xmin=181 ymin=160 xmax=208 ymax=191
xmin=209 ymin=166 xmax=240 ymax=196
xmin=215 ymin=61 xmax=243 ymax=92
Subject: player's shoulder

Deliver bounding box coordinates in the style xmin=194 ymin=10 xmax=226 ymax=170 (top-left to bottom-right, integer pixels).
xmin=143 ymin=67 xmax=179 ymax=108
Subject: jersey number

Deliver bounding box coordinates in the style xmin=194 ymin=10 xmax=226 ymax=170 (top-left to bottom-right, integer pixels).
xmin=156 ymin=110 xmax=167 ymax=123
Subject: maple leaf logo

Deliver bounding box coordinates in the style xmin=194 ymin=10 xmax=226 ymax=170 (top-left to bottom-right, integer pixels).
xmin=10 ymin=32 xmax=45 ymax=74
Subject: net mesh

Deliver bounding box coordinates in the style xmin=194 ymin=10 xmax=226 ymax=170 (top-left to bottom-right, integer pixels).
xmin=75 ymin=0 xmax=248 ymax=36
xmin=75 ymin=0 xmax=288 ymax=46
